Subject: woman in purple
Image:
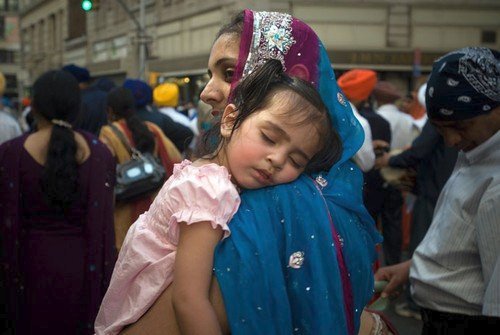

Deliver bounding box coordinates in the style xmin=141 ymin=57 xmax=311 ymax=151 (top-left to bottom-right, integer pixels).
xmin=0 ymin=70 xmax=117 ymax=334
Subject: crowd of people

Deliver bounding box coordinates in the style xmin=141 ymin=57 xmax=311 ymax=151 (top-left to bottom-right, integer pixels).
xmin=0 ymin=8 xmax=498 ymax=335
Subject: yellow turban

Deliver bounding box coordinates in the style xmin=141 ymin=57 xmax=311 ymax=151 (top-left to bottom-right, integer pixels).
xmin=153 ymin=83 xmax=179 ymax=107
xmin=0 ymin=72 xmax=6 ymax=96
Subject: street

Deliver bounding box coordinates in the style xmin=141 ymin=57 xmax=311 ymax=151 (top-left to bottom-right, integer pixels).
xmin=384 ymin=296 xmax=423 ymax=335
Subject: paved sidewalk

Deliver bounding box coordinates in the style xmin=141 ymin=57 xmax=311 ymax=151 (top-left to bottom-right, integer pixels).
xmin=383 ymin=295 xmax=422 ymax=335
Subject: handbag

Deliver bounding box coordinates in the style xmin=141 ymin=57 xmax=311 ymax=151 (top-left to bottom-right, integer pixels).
xmin=110 ymin=124 xmax=166 ymax=202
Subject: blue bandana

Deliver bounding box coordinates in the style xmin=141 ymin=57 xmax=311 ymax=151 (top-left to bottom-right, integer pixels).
xmin=426 ymin=47 xmax=500 ymax=121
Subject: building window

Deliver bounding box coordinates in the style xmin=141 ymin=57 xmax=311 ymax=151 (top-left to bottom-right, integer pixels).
xmin=0 ymin=49 xmax=16 ymax=63
xmin=68 ymin=2 xmax=87 ymax=39
xmin=481 ymin=30 xmax=497 ymax=44
xmin=93 ymin=40 xmax=108 ymax=62
xmin=0 ymin=0 xmax=18 ymax=11
xmin=0 ymin=16 xmax=4 ymax=39
xmin=111 ymin=35 xmax=128 ymax=59
xmin=5 ymin=73 xmax=17 ymax=90
xmin=11 ymin=0 xmax=19 ymax=11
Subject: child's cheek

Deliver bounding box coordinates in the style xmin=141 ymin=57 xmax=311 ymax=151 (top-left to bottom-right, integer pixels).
xmin=276 ymin=168 xmax=301 ymax=185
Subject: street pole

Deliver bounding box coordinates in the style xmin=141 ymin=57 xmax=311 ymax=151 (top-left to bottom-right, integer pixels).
xmin=114 ymin=0 xmax=147 ymax=80
xmin=138 ymin=0 xmax=146 ymax=80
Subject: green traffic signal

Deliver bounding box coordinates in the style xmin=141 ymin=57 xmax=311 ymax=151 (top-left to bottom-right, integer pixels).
xmin=81 ymin=0 xmax=93 ymax=11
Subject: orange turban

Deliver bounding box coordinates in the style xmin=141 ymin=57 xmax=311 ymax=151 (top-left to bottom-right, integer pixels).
xmin=22 ymin=97 xmax=31 ymax=107
xmin=337 ymin=69 xmax=378 ymax=102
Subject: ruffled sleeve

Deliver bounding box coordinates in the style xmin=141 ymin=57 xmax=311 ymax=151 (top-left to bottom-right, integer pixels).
xmin=164 ymin=162 xmax=241 ymax=242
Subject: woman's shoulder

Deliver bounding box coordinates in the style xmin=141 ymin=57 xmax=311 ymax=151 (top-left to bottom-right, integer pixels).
xmin=145 ymin=121 xmax=160 ymax=130
xmin=0 ymin=133 xmax=29 ymax=162
xmin=145 ymin=121 xmax=165 ymax=137
xmin=98 ymin=122 xmax=123 ymax=144
xmin=99 ymin=121 xmax=127 ymax=135
xmin=0 ymin=133 xmax=29 ymax=151
xmin=78 ymin=130 xmax=114 ymax=161
xmin=78 ymin=130 xmax=102 ymax=148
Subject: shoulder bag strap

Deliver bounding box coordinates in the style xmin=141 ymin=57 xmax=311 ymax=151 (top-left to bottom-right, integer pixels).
xmin=109 ymin=123 xmax=140 ymax=157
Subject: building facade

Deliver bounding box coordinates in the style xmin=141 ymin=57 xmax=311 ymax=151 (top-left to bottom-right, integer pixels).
xmin=18 ymin=0 xmax=500 ymax=100
xmin=1 ymin=0 xmax=20 ymax=101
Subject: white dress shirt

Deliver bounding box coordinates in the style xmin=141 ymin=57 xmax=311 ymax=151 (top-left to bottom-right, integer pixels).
xmin=350 ymin=103 xmax=375 ymax=172
xmin=410 ymin=130 xmax=500 ymax=317
xmin=0 ymin=109 xmax=22 ymax=145
xmin=376 ymin=104 xmax=414 ymax=150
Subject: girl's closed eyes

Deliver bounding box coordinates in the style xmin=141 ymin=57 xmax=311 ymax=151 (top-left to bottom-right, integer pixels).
xmin=260 ymin=131 xmax=275 ymax=144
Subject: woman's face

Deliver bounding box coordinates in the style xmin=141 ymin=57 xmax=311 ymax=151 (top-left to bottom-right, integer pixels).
xmin=199 ymin=33 xmax=240 ymax=115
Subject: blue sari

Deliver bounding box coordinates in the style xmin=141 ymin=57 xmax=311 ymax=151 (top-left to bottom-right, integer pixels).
xmin=214 ymin=10 xmax=381 ymax=335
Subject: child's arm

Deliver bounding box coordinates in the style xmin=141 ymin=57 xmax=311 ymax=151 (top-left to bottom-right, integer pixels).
xmin=172 ymin=221 xmax=225 ymax=335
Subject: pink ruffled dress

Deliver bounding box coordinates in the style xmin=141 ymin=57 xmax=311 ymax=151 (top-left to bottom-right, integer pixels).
xmin=94 ymin=160 xmax=241 ymax=334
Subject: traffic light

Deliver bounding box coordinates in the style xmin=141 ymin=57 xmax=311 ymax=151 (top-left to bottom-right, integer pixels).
xmin=81 ymin=0 xmax=99 ymax=11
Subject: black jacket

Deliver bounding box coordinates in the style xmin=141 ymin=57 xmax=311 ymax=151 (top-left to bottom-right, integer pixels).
xmin=389 ymin=121 xmax=458 ymax=204
xmin=135 ymin=105 xmax=194 ymax=153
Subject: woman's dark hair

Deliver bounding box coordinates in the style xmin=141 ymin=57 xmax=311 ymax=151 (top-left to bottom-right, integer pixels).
xmin=215 ymin=10 xmax=244 ymax=40
xmin=33 ymin=70 xmax=81 ymax=211
xmin=107 ymin=87 xmax=155 ymax=153
xmin=199 ymin=59 xmax=342 ymax=173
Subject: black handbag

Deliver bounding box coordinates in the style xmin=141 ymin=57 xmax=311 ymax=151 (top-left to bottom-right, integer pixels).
xmin=110 ymin=124 xmax=166 ymax=202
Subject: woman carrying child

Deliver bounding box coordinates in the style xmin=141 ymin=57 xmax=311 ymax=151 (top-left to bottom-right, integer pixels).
xmin=109 ymin=9 xmax=390 ymax=335
xmin=95 ymin=59 xmax=342 ymax=334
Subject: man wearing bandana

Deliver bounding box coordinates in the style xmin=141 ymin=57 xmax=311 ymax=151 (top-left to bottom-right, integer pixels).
xmin=375 ymin=47 xmax=500 ymax=334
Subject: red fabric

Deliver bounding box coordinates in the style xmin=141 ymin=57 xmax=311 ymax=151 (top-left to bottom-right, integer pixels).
xmin=401 ymin=195 xmax=412 ymax=251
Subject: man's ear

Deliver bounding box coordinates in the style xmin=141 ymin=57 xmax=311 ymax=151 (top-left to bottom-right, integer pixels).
xmin=220 ymin=103 xmax=238 ymax=138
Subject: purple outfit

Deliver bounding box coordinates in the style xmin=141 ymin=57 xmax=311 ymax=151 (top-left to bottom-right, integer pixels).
xmin=0 ymin=132 xmax=117 ymax=334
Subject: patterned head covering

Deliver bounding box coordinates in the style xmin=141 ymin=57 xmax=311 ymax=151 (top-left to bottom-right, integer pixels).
xmin=426 ymin=47 xmax=500 ymax=121
xmin=231 ymin=9 xmax=364 ymax=167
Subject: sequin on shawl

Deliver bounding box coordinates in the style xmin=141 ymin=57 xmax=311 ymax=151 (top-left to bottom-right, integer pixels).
xmin=288 ymin=251 xmax=305 ymax=269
